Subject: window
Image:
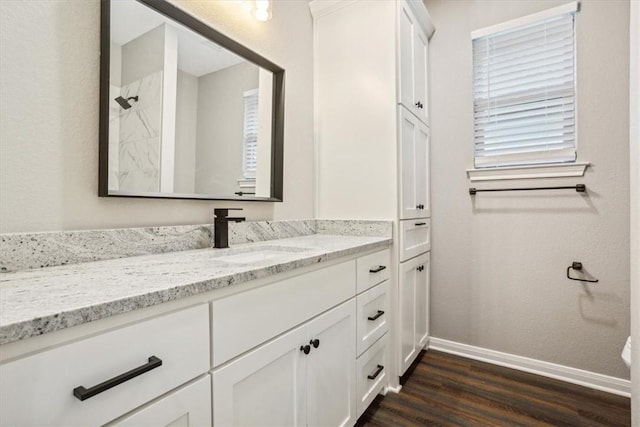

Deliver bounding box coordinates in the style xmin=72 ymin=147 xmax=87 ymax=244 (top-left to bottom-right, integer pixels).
xmin=472 ymin=2 xmax=578 ymax=169
xmin=242 ymin=89 xmax=259 ymax=179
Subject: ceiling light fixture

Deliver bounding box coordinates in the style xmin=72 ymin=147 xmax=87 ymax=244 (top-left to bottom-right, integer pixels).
xmin=252 ymin=0 xmax=271 ymax=22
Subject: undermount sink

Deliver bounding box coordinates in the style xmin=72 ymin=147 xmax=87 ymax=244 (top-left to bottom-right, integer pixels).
xmin=212 ymin=245 xmax=312 ymax=264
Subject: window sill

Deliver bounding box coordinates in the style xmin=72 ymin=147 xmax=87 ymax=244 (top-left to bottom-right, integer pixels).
xmin=466 ymin=162 xmax=590 ymax=182
xmin=237 ymin=178 xmax=256 ymax=189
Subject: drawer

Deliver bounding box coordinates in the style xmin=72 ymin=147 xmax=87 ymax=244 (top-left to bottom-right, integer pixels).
xmin=356 ymin=249 xmax=391 ymax=294
xmin=108 ymin=376 xmax=212 ymax=427
xmin=399 ymin=219 xmax=430 ymax=261
xmin=356 ymin=334 xmax=388 ymax=418
xmin=0 ymin=304 xmax=209 ymax=427
xmin=356 ymin=280 xmax=389 ymax=356
xmin=212 ymin=260 xmax=355 ymax=367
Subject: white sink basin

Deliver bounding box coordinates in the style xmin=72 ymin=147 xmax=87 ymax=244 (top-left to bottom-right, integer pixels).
xmin=213 ymin=245 xmax=312 ymax=264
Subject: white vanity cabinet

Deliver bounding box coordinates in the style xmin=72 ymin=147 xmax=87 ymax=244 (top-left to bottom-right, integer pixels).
xmin=212 ymin=290 xmax=358 ymax=427
xmin=1 ymin=247 xmax=392 ymax=427
xmin=399 ymin=252 xmax=430 ymax=375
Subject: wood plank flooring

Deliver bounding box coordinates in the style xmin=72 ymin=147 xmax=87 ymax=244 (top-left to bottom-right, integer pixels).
xmin=357 ymin=350 xmax=631 ymax=427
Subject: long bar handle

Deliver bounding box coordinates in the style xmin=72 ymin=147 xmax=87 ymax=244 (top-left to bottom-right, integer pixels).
xmin=367 ymin=365 xmax=384 ymax=380
xmin=368 ymin=310 xmax=385 ymax=321
xmin=73 ymin=356 xmax=162 ymax=401
xmin=369 ymin=265 xmax=387 ymax=273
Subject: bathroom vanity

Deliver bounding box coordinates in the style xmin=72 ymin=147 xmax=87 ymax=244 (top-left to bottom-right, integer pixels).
xmin=0 ymin=227 xmax=391 ymax=426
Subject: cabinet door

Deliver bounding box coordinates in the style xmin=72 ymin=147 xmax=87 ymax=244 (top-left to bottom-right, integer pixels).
xmin=399 ymin=106 xmax=430 ymax=220
xmin=416 ymin=253 xmax=430 ymax=348
xmin=398 ymin=1 xmax=429 ymax=124
xmin=306 ymin=300 xmax=357 ymax=427
xmin=413 ymin=28 xmax=429 ymax=124
xmin=399 ymin=256 xmax=419 ymax=375
xmin=212 ymin=324 xmax=307 ymax=427
xmin=399 ymin=2 xmax=415 ymax=113
xmin=109 ymin=376 xmax=211 ymax=427
xmin=399 ymin=253 xmax=429 ymax=375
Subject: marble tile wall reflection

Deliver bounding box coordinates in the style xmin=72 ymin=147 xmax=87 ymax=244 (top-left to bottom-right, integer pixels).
xmin=108 ymin=85 xmax=121 ymax=191
xmin=114 ymin=71 xmax=163 ymax=192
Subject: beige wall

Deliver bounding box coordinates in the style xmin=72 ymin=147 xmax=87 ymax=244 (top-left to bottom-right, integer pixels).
xmin=425 ymin=0 xmax=631 ymax=379
xmin=0 ymin=0 xmax=315 ymax=233
xmin=174 ymin=70 xmax=198 ymax=194
xmin=120 ymin=24 xmax=165 ymax=86
xmin=195 ymin=61 xmax=258 ymax=196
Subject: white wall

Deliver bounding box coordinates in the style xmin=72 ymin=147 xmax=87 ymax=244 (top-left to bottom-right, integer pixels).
xmin=0 ymin=0 xmax=314 ymax=233
xmin=426 ymin=0 xmax=631 ymax=380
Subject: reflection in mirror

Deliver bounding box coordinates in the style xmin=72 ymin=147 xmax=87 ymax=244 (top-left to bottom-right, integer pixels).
xmin=100 ymin=0 xmax=283 ymax=201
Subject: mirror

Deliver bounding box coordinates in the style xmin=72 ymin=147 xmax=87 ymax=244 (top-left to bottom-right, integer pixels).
xmin=99 ymin=0 xmax=284 ymax=201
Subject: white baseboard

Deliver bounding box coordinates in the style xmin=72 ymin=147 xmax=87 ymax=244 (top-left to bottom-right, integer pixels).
xmin=385 ymin=384 xmax=402 ymax=394
xmin=429 ymin=337 xmax=631 ymax=398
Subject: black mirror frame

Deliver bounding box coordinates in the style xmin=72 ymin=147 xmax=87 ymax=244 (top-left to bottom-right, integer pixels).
xmin=98 ymin=0 xmax=284 ymax=202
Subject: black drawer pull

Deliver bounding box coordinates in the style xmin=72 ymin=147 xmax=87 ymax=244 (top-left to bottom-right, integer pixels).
xmin=367 ymin=310 xmax=385 ymax=321
xmin=310 ymin=339 xmax=320 ymax=349
xmin=369 ymin=265 xmax=387 ymax=274
xmin=368 ymin=365 xmax=384 ymax=380
xmin=415 ymin=222 xmax=427 ymax=226
xmin=300 ymin=345 xmax=311 ymax=355
xmin=73 ymin=356 xmax=162 ymax=401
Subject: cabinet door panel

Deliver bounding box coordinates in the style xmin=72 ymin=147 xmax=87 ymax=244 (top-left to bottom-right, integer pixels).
xmin=399 ymin=257 xmax=418 ymax=375
xmin=416 ymin=120 xmax=430 ymax=216
xmin=416 ymin=253 xmax=430 ymax=348
xmin=399 ymin=253 xmax=429 ymax=375
xmin=399 ymin=107 xmax=430 ymax=219
xmin=414 ymin=29 xmax=429 ymax=124
xmin=306 ymin=300 xmax=356 ymax=427
xmin=399 ymin=3 xmax=415 ymax=111
xmin=212 ymin=324 xmax=307 ymax=427
xmin=109 ymin=376 xmax=211 ymax=427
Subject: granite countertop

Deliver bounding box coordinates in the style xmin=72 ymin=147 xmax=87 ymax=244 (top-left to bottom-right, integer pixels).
xmin=0 ymin=234 xmax=391 ymax=345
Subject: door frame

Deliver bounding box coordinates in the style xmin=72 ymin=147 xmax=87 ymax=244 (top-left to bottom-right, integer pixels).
xmin=630 ymin=1 xmax=639 ymax=424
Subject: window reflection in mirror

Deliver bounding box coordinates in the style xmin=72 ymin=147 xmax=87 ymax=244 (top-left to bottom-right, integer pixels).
xmin=103 ymin=0 xmax=280 ymax=200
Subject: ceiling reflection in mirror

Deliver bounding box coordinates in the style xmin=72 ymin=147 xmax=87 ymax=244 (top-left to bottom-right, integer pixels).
xmin=100 ymin=0 xmax=284 ymax=201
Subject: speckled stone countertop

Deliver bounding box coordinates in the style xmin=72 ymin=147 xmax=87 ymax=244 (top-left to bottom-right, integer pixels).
xmin=0 ymin=234 xmax=391 ymax=345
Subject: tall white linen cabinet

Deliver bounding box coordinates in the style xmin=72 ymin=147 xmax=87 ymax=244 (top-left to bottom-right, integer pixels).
xmin=310 ymin=0 xmax=435 ymax=391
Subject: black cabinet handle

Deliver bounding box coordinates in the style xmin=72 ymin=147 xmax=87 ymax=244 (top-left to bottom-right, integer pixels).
xmin=415 ymin=222 xmax=427 ymax=226
xmin=369 ymin=265 xmax=387 ymax=273
xmin=300 ymin=345 xmax=311 ymax=355
xmin=367 ymin=365 xmax=384 ymax=380
xmin=417 ymin=265 xmax=424 ymax=272
xmin=73 ymin=356 xmax=162 ymax=401
xmin=414 ymin=101 xmax=424 ymax=109
xmin=367 ymin=310 xmax=385 ymax=321
xmin=310 ymin=339 xmax=320 ymax=349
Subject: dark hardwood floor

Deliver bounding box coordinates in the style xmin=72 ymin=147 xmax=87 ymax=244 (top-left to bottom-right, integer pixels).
xmin=357 ymin=350 xmax=631 ymax=427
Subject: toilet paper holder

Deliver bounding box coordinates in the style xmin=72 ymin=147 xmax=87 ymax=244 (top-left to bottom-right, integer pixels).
xmin=566 ymin=261 xmax=599 ymax=283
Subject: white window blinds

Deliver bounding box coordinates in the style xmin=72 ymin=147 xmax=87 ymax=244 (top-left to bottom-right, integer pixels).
xmin=242 ymin=89 xmax=259 ymax=178
xmin=472 ymin=3 xmax=578 ymax=168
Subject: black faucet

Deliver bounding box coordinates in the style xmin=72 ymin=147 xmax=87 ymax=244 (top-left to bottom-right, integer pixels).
xmin=214 ymin=208 xmax=246 ymax=248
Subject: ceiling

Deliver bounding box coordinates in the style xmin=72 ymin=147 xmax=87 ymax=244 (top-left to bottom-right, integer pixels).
xmin=110 ymin=0 xmax=245 ymax=77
